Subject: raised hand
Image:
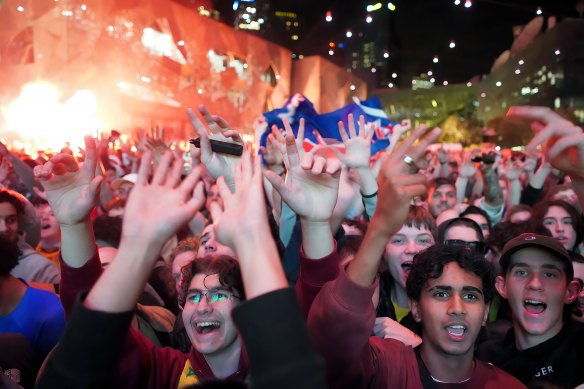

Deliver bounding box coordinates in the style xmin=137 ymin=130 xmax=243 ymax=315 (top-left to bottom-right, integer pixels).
xmin=264 ymin=126 xmax=342 ymax=223
xmin=459 ymin=155 xmax=477 ymax=178
xmin=508 ymin=106 xmax=584 ymax=182
xmin=121 ymin=151 xmax=205 ymax=246
xmin=347 ymin=125 xmax=441 ymax=287
xmin=187 ymin=105 xmax=243 ymax=189
xmin=331 ymin=114 xmax=373 ymax=168
xmin=33 ymin=135 xmax=102 ymax=226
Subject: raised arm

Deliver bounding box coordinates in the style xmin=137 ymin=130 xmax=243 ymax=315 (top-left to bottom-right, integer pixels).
xmin=214 ymin=151 xmax=326 ymax=389
xmin=264 ymin=121 xmax=342 ymax=260
xmin=84 ymin=151 xmax=204 ymax=312
xmin=188 ymin=105 xmax=243 ymax=192
xmin=33 ymin=136 xmax=103 ymax=268
xmin=508 ymin=106 xmax=584 ymax=212
xmin=347 ymin=126 xmax=441 ymax=288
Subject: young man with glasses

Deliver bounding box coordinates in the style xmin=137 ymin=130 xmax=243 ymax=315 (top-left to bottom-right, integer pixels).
xmin=33 ymin=137 xmax=249 ymax=387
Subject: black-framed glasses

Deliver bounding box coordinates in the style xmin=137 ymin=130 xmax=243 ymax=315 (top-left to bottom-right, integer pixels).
xmin=185 ymin=289 xmax=240 ymax=305
xmin=444 ymin=239 xmax=488 ymax=254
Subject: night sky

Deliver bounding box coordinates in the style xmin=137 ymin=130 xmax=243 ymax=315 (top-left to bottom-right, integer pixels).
xmin=248 ymin=0 xmax=581 ymax=86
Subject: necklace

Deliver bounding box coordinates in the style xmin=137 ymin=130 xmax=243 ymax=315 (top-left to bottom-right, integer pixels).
xmin=429 ymin=360 xmax=475 ymax=384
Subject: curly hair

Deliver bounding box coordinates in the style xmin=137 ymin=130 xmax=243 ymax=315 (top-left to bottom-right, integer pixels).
xmin=181 ymin=255 xmax=244 ymax=302
xmin=406 ymin=244 xmax=496 ymax=304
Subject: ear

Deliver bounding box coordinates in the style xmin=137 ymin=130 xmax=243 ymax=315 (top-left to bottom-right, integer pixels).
xmin=409 ymin=298 xmax=422 ymax=322
xmin=565 ymin=280 xmax=581 ymax=304
xmin=495 ymin=275 xmax=508 ymax=299
xmin=482 ymin=302 xmax=491 ymax=326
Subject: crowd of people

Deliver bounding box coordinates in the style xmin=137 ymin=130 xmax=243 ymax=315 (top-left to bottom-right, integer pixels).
xmin=1 ymin=104 xmax=584 ymax=388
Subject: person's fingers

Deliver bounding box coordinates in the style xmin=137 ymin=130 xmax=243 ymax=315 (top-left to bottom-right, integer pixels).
xmin=525 ymin=123 xmax=580 ymax=155
xmin=297 ymin=118 xmax=305 ymax=141
xmin=507 ymin=106 xmax=567 ymax=125
xmin=49 ymin=154 xmax=79 ymax=173
xmin=300 ymin=149 xmax=315 ymax=170
xmin=326 ymin=158 xmax=343 ymax=176
xmin=52 ymin=162 xmax=67 ymax=176
xmin=264 ymin=170 xmax=291 ymax=200
xmin=197 ymin=129 xmax=213 ymax=163
xmin=311 ymin=155 xmax=326 ymax=174
xmin=240 ymin=150 xmax=253 ymax=182
xmin=222 ymin=130 xmax=244 ymax=144
xmin=285 ymin=130 xmax=300 ymax=167
xmin=187 ymin=108 xmax=209 ymax=135
xmin=186 ymin=181 xmax=206 ymax=213
xmin=358 ymin=115 xmax=366 ymax=138
xmin=214 ymin=116 xmax=231 ymax=131
xmin=338 ymin=121 xmax=349 ymax=143
xmin=198 ymin=105 xmax=222 ymax=134
xmin=136 ymin=151 xmax=152 ymax=186
xmin=392 ymin=124 xmax=428 ymax=157
xmin=179 ymin=166 xmax=202 ymax=197
xmin=547 ymin=133 xmax=584 ymax=163
xmin=216 ymin=176 xmax=233 ymax=205
xmin=403 ymin=127 xmax=442 ymax=162
xmin=151 ymin=151 xmax=174 ymax=186
xmin=83 ymin=135 xmax=97 ymax=175
xmin=348 ymin=114 xmax=357 ymax=138
xmin=166 ymin=155 xmax=184 ymax=188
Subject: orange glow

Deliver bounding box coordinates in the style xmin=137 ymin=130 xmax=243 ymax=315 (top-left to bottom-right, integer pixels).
xmin=329 ymin=42 xmax=335 ymax=48
xmin=2 ymin=81 xmax=101 ymax=152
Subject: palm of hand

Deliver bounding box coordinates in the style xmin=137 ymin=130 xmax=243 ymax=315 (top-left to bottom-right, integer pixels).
xmin=341 ymin=138 xmax=370 ymax=168
xmin=285 ymin=166 xmax=338 ymax=220
xmin=202 ymin=134 xmax=241 ymax=180
xmin=215 ymin=179 xmax=266 ymax=249
xmin=42 ymin=171 xmax=96 ymax=225
xmin=123 ymin=185 xmax=195 ymax=242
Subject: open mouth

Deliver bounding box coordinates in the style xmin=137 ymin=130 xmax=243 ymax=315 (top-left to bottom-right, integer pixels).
xmin=446 ymin=324 xmax=466 ymax=338
xmin=524 ymin=299 xmax=547 ymax=314
xmin=195 ymin=321 xmax=221 ymax=334
xmin=41 ymin=223 xmax=52 ymax=230
xmin=401 ymin=261 xmax=413 ymax=273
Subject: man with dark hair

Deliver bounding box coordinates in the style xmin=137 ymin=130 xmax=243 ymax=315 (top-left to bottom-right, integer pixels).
xmin=0 ymin=235 xmax=65 ymax=388
xmin=0 ymin=189 xmax=60 ymax=284
xmin=477 ymin=233 xmax=584 ymax=386
xmin=307 ymin=125 xmax=523 ymax=388
xmin=427 ymin=177 xmax=457 ymax=218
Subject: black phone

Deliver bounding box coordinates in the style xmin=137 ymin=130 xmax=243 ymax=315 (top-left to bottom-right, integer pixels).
xmin=189 ymin=138 xmax=244 ymax=156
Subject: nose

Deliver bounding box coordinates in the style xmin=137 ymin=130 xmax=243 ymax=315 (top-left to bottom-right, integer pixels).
xmin=448 ymin=293 xmax=466 ymax=316
xmin=204 ymin=242 xmax=216 ymax=253
xmin=195 ymin=295 xmax=213 ymax=314
xmin=0 ymin=219 xmax=6 ymax=232
xmin=555 ymin=221 xmax=565 ymax=232
xmin=404 ymin=239 xmax=418 ymax=254
xmin=527 ymin=273 xmax=543 ymax=290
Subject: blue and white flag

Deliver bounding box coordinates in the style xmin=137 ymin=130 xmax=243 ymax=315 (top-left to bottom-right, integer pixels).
xmin=260 ymin=94 xmax=405 ymax=157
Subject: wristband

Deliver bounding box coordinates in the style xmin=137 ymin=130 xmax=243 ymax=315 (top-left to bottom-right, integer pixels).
xmin=361 ymin=191 xmax=378 ymax=199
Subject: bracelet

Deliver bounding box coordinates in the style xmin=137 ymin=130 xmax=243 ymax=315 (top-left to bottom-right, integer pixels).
xmin=361 ymin=191 xmax=378 ymax=198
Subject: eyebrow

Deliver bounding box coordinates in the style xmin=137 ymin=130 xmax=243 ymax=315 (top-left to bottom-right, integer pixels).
xmin=509 ymin=262 xmax=563 ymax=271
xmin=186 ymin=287 xmax=228 ymax=294
xmin=200 ymin=232 xmax=211 ymax=241
xmin=428 ymin=285 xmax=483 ymax=295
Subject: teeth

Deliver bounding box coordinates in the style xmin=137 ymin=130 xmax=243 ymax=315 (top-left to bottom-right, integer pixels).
xmin=449 ymin=325 xmax=465 ymax=329
xmin=525 ymin=299 xmax=544 ymax=305
xmin=196 ymin=321 xmax=220 ymax=328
